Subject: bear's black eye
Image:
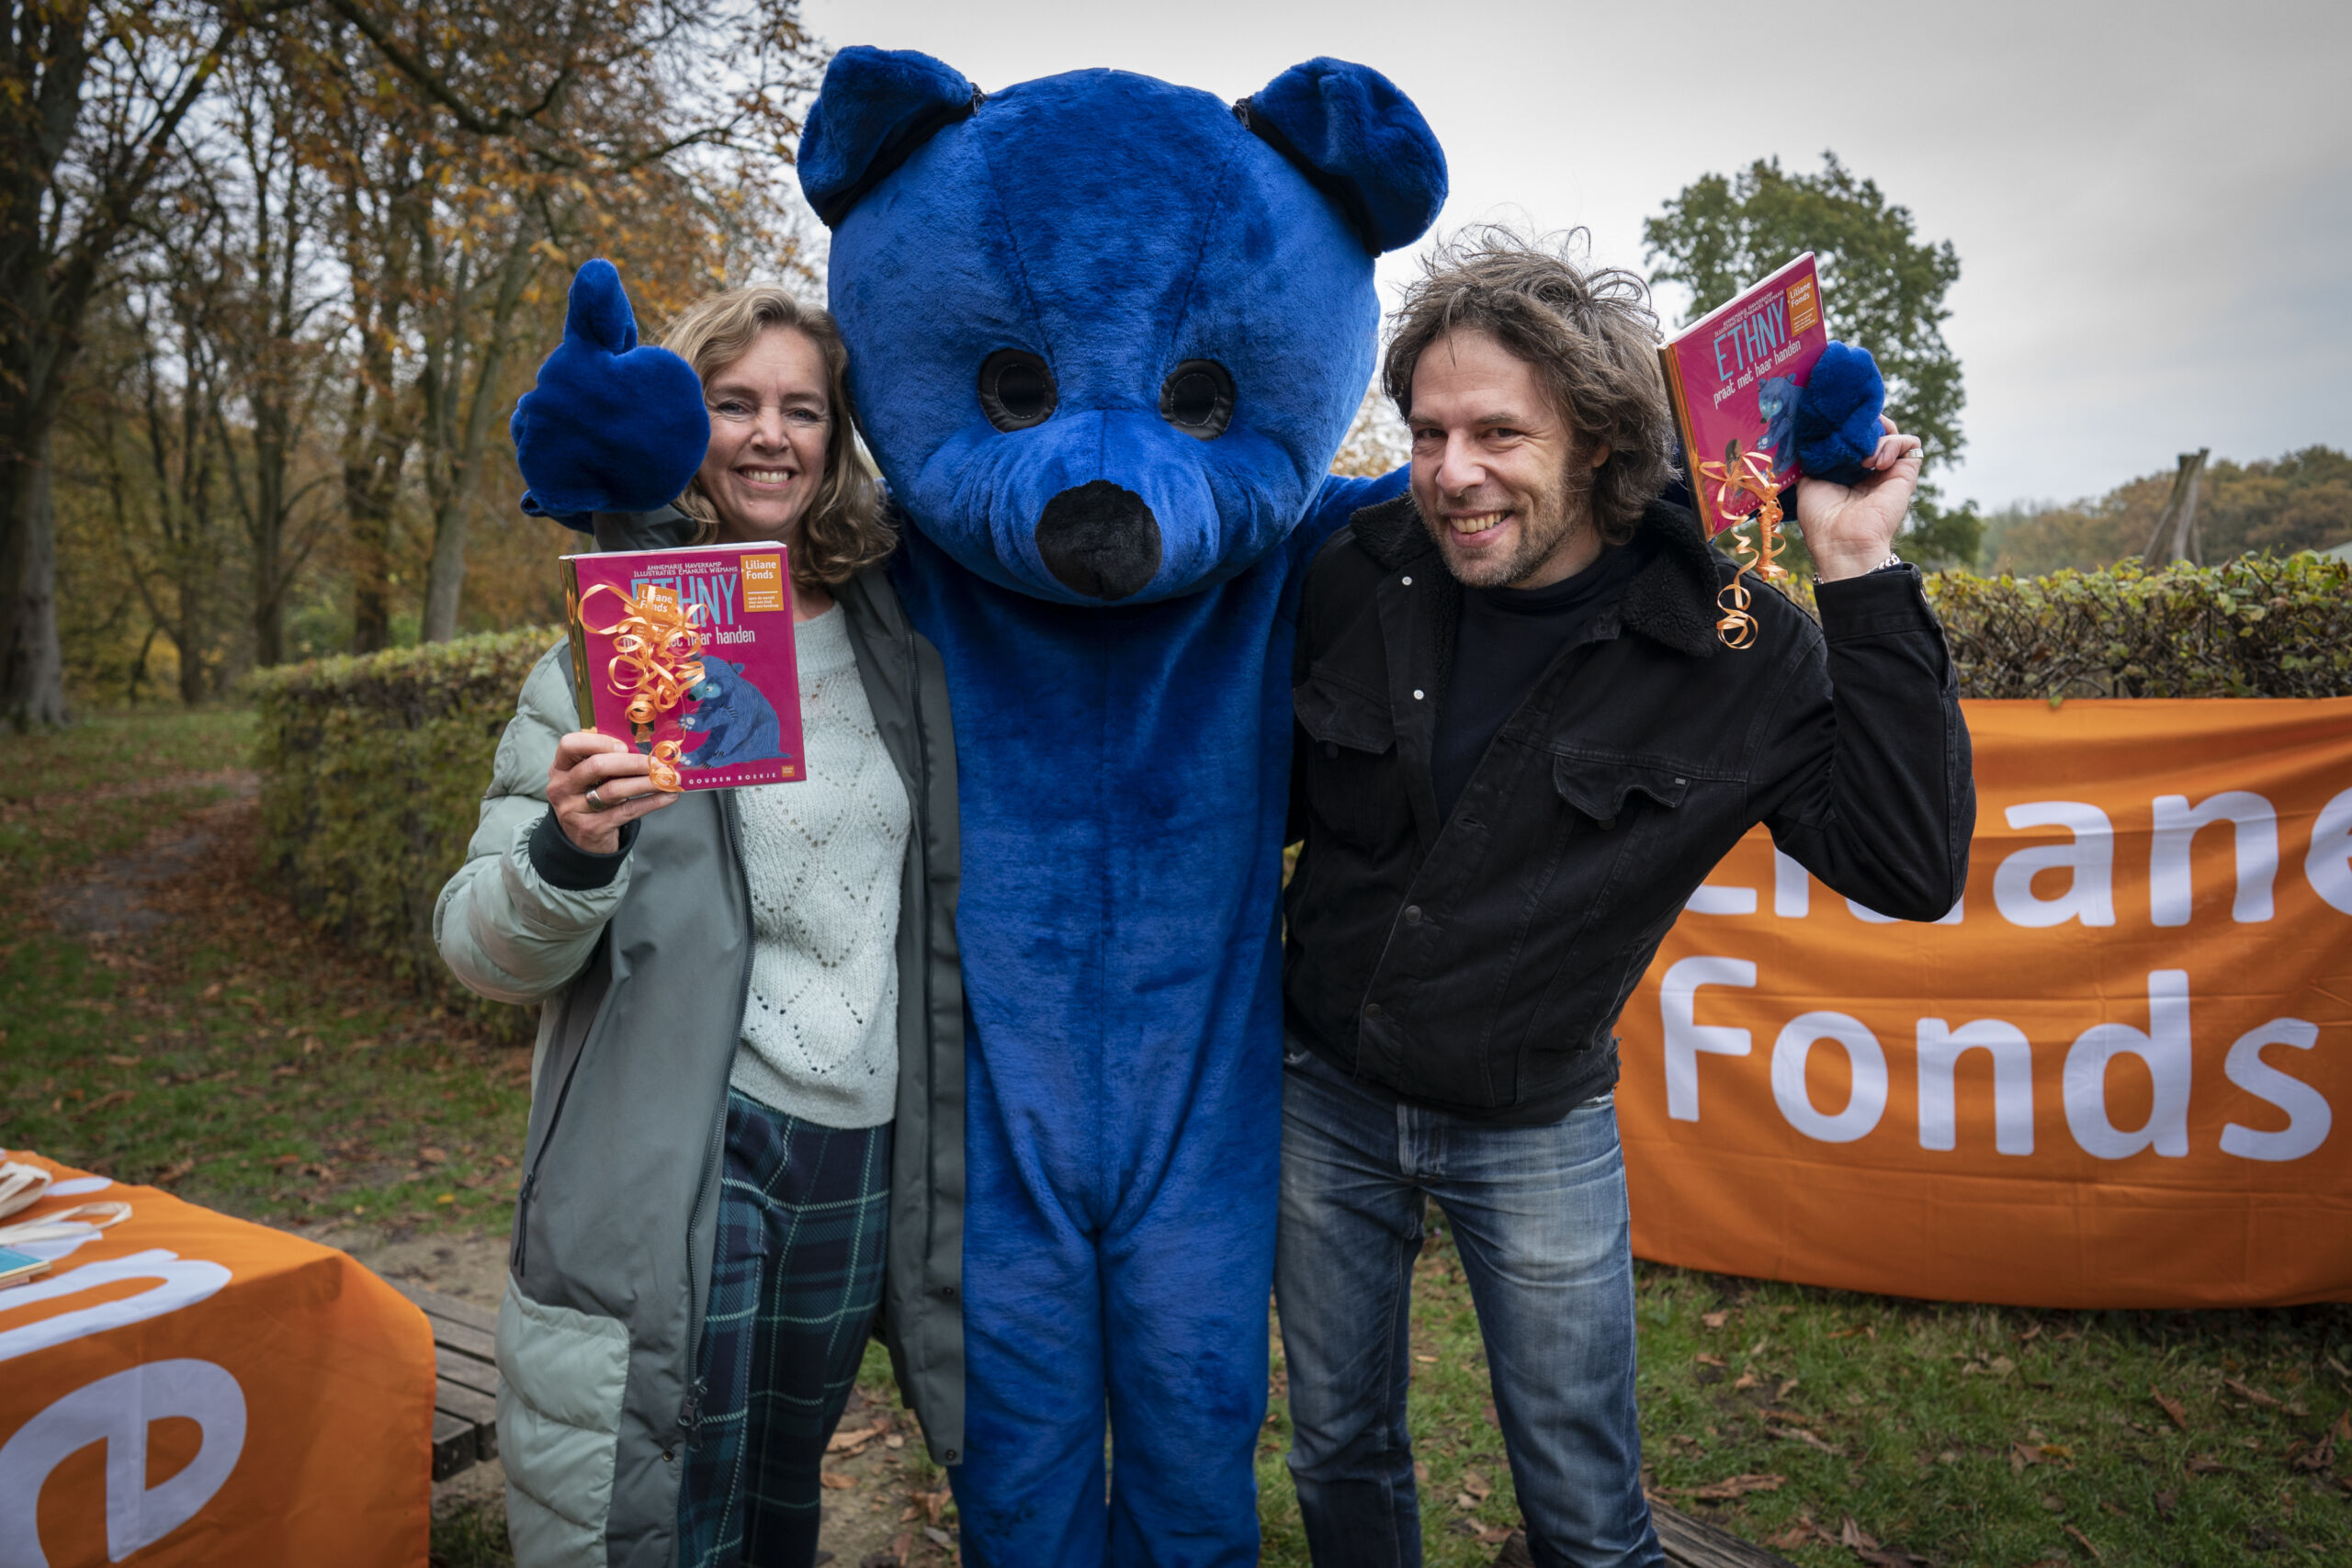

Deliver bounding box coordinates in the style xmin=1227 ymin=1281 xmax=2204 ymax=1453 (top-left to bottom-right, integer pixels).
xmin=979 ymin=349 xmax=1057 ymax=431
xmin=1159 ymin=359 xmax=1234 ymax=440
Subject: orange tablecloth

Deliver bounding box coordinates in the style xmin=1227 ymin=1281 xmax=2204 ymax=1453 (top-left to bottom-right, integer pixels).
xmin=1621 ymin=698 xmax=2352 ymax=1307
xmin=0 ymin=1152 xmax=434 ymax=1565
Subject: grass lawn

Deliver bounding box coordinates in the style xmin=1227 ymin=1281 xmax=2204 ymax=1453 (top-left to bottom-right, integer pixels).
xmin=7 ymin=708 xmax=2348 ymax=1567
xmin=1253 ymin=1224 xmax=2351 ymax=1566
xmin=0 ymin=707 xmax=532 ymax=1232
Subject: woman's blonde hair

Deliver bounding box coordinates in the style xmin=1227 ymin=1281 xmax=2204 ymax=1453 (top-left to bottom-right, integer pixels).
xmin=660 ymin=286 xmax=893 ymax=582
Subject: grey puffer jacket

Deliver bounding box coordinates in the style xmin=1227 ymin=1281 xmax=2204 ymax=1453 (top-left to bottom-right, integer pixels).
xmin=435 ymin=518 xmax=964 ymax=1568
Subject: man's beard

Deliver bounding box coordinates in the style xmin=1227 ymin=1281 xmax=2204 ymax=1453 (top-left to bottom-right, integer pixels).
xmin=1420 ymin=460 xmax=1593 ymax=590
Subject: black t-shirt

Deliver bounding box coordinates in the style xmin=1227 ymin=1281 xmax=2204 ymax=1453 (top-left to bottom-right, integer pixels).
xmin=1431 ymin=545 xmax=1643 ymax=822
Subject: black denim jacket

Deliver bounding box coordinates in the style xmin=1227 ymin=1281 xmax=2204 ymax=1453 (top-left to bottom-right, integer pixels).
xmin=1283 ymin=491 xmax=1975 ymax=1124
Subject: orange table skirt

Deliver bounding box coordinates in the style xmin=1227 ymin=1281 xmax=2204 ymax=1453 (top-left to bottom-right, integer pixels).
xmin=0 ymin=1152 xmax=434 ymax=1565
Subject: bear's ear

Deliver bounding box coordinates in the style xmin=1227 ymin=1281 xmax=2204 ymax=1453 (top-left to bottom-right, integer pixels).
xmin=1238 ymin=59 xmax=1446 ymax=254
xmin=799 ymin=46 xmax=981 ymax=227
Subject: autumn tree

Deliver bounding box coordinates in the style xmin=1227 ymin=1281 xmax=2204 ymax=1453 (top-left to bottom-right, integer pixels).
xmin=0 ymin=1 xmax=277 ymax=727
xmin=24 ymin=0 xmax=825 ymax=716
xmin=189 ymin=44 xmax=343 ymax=667
xmin=296 ymin=0 xmax=820 ymax=648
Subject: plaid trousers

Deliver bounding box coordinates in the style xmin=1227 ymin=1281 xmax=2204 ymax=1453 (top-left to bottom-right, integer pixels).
xmin=677 ymin=1090 xmax=892 ymax=1568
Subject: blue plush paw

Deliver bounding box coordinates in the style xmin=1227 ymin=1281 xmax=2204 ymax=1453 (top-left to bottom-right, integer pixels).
xmin=1793 ymin=341 xmax=1886 ymax=487
xmin=511 ymin=260 xmax=709 ymax=528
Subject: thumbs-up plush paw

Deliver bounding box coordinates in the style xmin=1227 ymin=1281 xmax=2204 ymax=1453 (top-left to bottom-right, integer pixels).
xmin=512 ymin=260 xmax=709 ymax=525
xmin=1792 ymin=341 xmax=1886 ymax=487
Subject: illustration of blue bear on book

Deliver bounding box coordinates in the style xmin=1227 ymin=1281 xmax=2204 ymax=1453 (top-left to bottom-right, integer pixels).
xmin=676 ymin=658 xmax=785 ymax=771
xmin=1758 ymin=373 xmax=1801 ymax=472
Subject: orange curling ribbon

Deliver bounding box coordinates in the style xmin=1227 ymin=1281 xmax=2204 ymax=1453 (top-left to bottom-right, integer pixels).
xmin=579 ymin=582 xmax=709 ymax=793
xmin=1697 ymin=440 xmax=1790 ymax=651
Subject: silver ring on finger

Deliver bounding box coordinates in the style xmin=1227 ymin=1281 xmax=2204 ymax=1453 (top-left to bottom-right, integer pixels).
xmin=585 ymin=784 xmax=613 ymax=812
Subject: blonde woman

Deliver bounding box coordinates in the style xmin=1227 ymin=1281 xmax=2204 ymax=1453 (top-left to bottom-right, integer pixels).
xmin=438 ymin=268 xmax=963 ymax=1568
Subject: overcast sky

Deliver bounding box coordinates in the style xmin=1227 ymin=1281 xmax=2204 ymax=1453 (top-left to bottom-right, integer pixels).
xmin=797 ymin=0 xmax=2351 ymax=512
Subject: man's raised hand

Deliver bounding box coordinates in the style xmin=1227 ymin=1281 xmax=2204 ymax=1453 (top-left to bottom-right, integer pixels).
xmin=1795 ymin=414 xmax=1924 ymax=581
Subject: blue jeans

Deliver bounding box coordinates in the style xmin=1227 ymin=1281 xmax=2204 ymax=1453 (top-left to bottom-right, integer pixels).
xmin=1274 ymin=1045 xmax=1661 ymax=1568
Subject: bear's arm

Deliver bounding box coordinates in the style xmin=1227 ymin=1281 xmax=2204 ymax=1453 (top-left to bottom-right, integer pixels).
xmin=1287 ymin=468 xmax=1408 ymax=581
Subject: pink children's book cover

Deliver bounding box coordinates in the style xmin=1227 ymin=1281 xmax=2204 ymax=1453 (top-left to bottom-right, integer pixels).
xmin=560 ymin=542 xmax=805 ymax=792
xmin=1657 ymin=253 xmax=1828 ymax=536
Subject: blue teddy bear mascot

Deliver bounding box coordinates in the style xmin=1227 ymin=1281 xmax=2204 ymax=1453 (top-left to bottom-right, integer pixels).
xmin=514 ymin=45 xmax=1888 ymax=1566
xmin=523 ymin=51 xmax=1445 ymax=1565
xmin=798 ymin=55 xmax=1445 ymax=1566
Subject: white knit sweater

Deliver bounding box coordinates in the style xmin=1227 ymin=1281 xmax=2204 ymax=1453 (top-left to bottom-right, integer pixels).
xmin=729 ymin=605 xmax=910 ymax=1129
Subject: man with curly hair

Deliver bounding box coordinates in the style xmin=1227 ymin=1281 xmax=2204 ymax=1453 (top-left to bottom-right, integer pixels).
xmin=1275 ymin=233 xmax=1976 ymax=1567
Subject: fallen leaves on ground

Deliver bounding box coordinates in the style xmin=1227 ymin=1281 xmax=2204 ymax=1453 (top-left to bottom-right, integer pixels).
xmin=828 ymin=1420 xmax=891 ymax=1456
xmin=1771 ymin=1424 xmax=1845 ymax=1457
xmin=2222 ymin=1376 xmax=2280 ymax=1409
xmin=2291 ymin=1409 xmax=2349 ymax=1472
xmin=1768 ymin=1513 xmax=1835 ymax=1550
xmin=2150 ymin=1384 xmax=2189 ymax=1431
xmin=1840 ymin=1515 xmax=1934 ymax=1567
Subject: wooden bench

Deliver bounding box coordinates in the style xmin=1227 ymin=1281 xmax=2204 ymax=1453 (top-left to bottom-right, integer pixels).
xmin=1650 ymin=1503 xmax=1798 ymax=1568
xmin=1493 ymin=1506 xmax=1796 ymax=1568
xmin=389 ymin=1280 xmax=501 ymax=1481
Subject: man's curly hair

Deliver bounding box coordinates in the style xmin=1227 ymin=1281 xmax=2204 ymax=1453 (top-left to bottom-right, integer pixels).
xmin=1383 ymin=228 xmax=1678 ymax=546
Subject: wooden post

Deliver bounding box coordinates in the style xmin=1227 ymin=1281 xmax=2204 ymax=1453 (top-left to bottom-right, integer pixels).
xmin=2142 ymin=448 xmax=2211 ymax=568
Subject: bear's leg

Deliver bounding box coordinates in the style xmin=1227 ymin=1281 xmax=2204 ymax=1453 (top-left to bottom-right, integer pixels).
xmin=950 ymin=1057 xmax=1114 ymax=1568
xmin=1100 ymin=1125 xmax=1277 ymax=1568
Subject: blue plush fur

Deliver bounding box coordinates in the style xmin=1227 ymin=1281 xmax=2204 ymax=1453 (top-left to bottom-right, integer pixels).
xmin=511 ymin=261 xmax=707 ymax=522
xmin=676 ymin=659 xmax=784 ymax=770
xmin=807 ymin=47 xmax=1443 ymax=1566
xmin=1792 ymin=339 xmax=1887 ymax=486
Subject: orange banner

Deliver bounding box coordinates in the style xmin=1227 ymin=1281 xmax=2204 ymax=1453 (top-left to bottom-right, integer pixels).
xmin=0 ymin=1154 xmax=433 ymax=1565
xmin=1620 ymin=698 xmax=2352 ymax=1308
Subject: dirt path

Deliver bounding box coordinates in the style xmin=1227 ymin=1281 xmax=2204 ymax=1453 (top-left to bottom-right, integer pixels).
xmin=40 ymin=768 xmax=257 ymax=938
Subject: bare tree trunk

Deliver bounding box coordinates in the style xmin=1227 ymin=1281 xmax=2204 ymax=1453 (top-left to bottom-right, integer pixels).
xmin=419 ymin=484 xmax=469 ymax=642
xmin=0 ymin=425 xmax=68 ymax=728
xmin=249 ymin=394 xmax=289 ymax=666
xmin=343 ymin=325 xmax=411 ymax=654
xmin=2143 ymin=449 xmax=2211 ymax=569
xmin=422 ymin=222 xmax=538 ymax=641
xmin=346 ymin=454 xmax=400 ymax=652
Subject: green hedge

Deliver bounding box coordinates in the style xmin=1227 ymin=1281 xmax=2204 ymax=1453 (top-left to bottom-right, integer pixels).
xmin=1924 ymin=552 xmax=2352 ymax=699
xmin=249 ymin=627 xmax=561 ymax=1043
xmin=1772 ymin=551 xmax=2352 ymax=698
xmin=247 ymin=555 xmax=2352 ymax=1040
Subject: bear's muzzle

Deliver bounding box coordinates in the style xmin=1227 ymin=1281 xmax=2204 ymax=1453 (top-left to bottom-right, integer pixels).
xmin=1035 ymin=481 xmax=1163 ymax=601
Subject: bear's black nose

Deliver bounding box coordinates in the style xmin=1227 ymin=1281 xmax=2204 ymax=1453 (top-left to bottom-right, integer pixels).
xmin=1035 ymin=481 xmax=1162 ymax=601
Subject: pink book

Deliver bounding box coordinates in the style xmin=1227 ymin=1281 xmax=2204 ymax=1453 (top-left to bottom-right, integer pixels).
xmin=1657 ymin=253 xmax=1828 ymax=536
xmin=560 ymin=542 xmax=806 ymax=791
